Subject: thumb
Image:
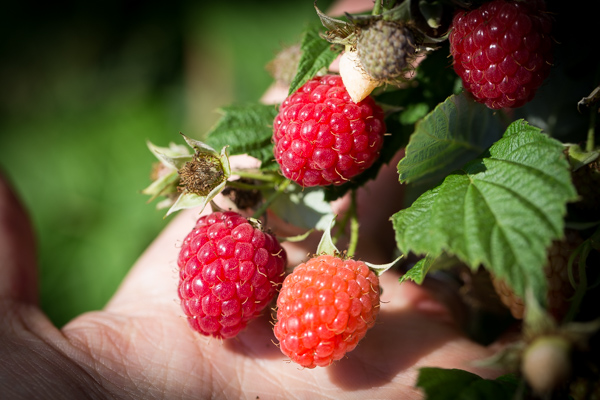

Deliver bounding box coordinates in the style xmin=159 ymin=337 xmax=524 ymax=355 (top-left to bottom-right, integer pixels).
xmin=0 ymin=172 xmax=38 ymax=305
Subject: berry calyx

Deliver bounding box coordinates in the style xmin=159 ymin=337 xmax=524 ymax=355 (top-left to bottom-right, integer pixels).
xmin=449 ymin=0 xmax=553 ymax=109
xmin=178 ymin=210 xmax=287 ymax=339
xmin=143 ymin=134 xmax=232 ymax=216
xmin=178 ymin=152 xmax=226 ymax=197
xmin=272 ymin=75 xmax=386 ymax=187
xmin=273 ymin=254 xmax=380 ymax=368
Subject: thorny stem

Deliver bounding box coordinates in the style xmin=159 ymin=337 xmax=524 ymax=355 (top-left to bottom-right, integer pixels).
xmin=252 ymin=179 xmax=291 ymax=219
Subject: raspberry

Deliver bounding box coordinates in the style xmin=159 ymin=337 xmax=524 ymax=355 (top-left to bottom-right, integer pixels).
xmin=357 ymin=19 xmax=417 ymax=82
xmin=177 ymin=211 xmax=287 ymax=339
xmin=272 ymin=75 xmax=386 ymax=187
xmin=449 ymin=0 xmax=553 ymax=109
xmin=522 ymin=335 xmax=573 ymax=395
xmin=492 ymin=229 xmax=584 ymax=320
xmin=273 ymin=254 xmax=380 ymax=368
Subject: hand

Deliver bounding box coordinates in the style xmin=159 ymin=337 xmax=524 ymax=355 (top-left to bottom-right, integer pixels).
xmin=0 ymin=160 xmax=503 ymax=399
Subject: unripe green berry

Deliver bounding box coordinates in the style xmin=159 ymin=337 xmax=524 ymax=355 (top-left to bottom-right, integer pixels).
xmin=357 ymin=20 xmax=416 ymax=82
xmin=522 ymin=335 xmax=572 ymax=395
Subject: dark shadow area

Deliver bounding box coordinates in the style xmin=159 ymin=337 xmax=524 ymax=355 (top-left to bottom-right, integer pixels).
xmin=326 ymin=306 xmax=457 ymax=391
xmin=224 ymin=308 xmax=283 ymax=360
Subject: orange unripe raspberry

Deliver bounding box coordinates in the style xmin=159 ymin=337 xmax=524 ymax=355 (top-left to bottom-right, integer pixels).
xmin=273 ymin=254 xmax=380 ymax=368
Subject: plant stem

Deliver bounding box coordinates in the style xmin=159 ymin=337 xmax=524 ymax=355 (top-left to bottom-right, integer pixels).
xmin=346 ymin=191 xmax=360 ymax=259
xmin=224 ymin=180 xmax=272 ymax=191
xmin=372 ymin=0 xmax=382 ymax=15
xmin=586 ymin=107 xmax=596 ymax=152
xmin=252 ymin=179 xmax=291 ymax=219
xmin=586 ymin=69 xmax=600 ymax=152
xmin=232 ymin=169 xmax=281 ymax=183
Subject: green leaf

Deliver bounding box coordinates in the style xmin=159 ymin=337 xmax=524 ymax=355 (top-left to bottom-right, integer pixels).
xmin=288 ymin=22 xmax=340 ymax=95
xmin=417 ymin=368 xmax=520 ymax=400
xmin=399 ymin=255 xmax=433 ymax=284
xmin=392 ymin=120 xmax=578 ymax=302
xmin=397 ymin=93 xmax=505 ymax=186
xmin=399 ymin=252 xmax=463 ymax=284
xmin=205 ymin=103 xmax=279 ymax=169
xmin=268 ymin=185 xmax=334 ymax=231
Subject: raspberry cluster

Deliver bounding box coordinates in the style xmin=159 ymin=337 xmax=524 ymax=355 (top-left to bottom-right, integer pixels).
xmin=272 ymin=75 xmax=386 ymax=187
xmin=449 ymin=0 xmax=553 ymax=109
xmin=178 ymin=211 xmax=287 ymax=339
xmin=273 ymin=254 xmax=380 ymax=368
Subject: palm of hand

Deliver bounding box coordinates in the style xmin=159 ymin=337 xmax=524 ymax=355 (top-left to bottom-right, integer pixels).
xmin=1 ymin=175 xmax=500 ymax=399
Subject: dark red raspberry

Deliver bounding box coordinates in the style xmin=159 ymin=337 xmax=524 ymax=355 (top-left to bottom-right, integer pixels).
xmin=177 ymin=211 xmax=287 ymax=339
xmin=492 ymin=229 xmax=584 ymax=320
xmin=449 ymin=0 xmax=553 ymax=109
xmin=272 ymin=75 xmax=386 ymax=187
xmin=273 ymin=254 xmax=380 ymax=368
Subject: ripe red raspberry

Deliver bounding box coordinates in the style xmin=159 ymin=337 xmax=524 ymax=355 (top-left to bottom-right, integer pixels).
xmin=272 ymin=75 xmax=386 ymax=187
xmin=177 ymin=211 xmax=287 ymax=339
xmin=273 ymin=254 xmax=380 ymax=368
xmin=449 ymin=0 xmax=553 ymax=109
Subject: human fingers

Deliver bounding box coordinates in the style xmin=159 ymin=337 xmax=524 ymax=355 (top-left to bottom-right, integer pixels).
xmin=0 ymin=172 xmax=38 ymax=305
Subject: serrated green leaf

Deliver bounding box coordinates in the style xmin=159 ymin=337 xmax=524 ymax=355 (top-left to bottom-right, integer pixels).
xmin=392 ymin=120 xmax=578 ymax=302
xmin=399 ymin=255 xmax=433 ymax=284
xmin=399 ymin=252 xmax=463 ymax=285
xmin=205 ymin=103 xmax=279 ymax=170
xmin=288 ymin=22 xmax=340 ymax=96
xmin=417 ymin=368 xmax=520 ymax=400
xmin=398 ymin=93 xmax=505 ymax=186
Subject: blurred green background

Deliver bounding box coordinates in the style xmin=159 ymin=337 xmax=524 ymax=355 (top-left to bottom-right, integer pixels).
xmin=0 ymin=0 xmax=332 ymax=326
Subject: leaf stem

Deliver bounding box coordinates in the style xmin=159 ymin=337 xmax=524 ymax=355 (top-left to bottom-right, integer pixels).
xmin=372 ymin=0 xmax=382 ymax=15
xmin=346 ymin=190 xmax=360 ymax=259
xmin=586 ymin=107 xmax=597 ymax=152
xmin=232 ymin=169 xmax=281 ymax=183
xmin=252 ymin=179 xmax=291 ymax=219
xmin=587 ymin=68 xmax=600 ymax=152
xmin=224 ymin=180 xmax=272 ymax=191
